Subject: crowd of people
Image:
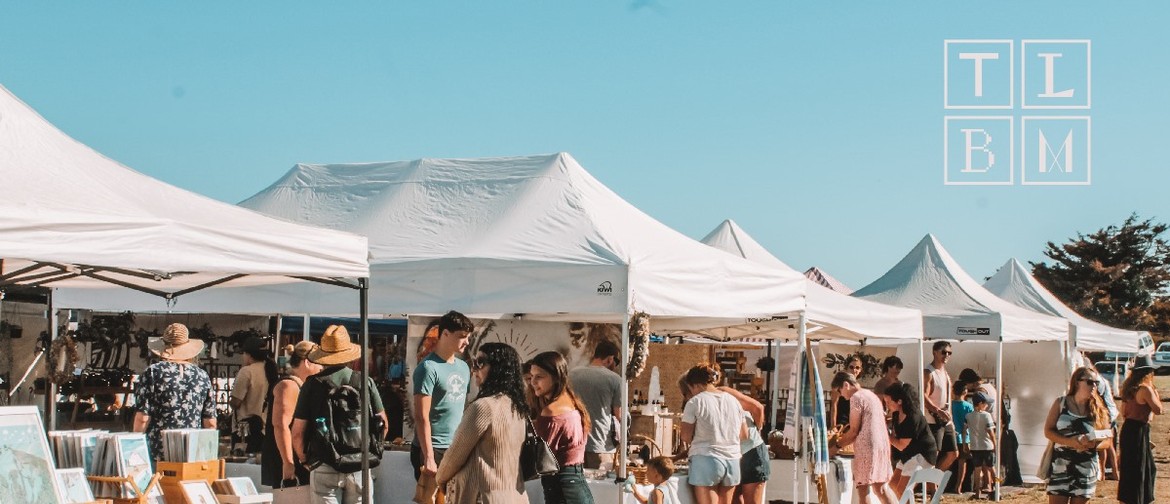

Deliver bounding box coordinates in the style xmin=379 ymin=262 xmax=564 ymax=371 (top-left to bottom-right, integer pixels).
xmin=824 ymin=341 xmax=1163 ymax=504
xmin=130 ymin=316 xmax=1165 ymax=504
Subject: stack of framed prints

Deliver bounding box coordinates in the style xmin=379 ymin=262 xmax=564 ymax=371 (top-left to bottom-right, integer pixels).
xmin=54 ymin=467 xmax=95 ymax=504
xmin=0 ymin=406 xmax=67 ymax=504
xmin=89 ymin=432 xmax=163 ymax=503
xmin=160 ymin=429 xmax=219 ymax=463
xmin=205 ymin=476 xmax=271 ymax=504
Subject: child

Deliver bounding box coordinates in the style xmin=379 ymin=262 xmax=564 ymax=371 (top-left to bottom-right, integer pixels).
xmin=965 ymin=393 xmax=998 ymax=499
xmin=631 ymin=456 xmax=679 ymax=504
xmin=951 ymin=381 xmax=973 ymax=494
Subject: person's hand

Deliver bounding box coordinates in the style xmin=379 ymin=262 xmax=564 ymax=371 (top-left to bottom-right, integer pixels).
xmin=422 ymin=456 xmax=438 ymax=476
xmin=282 ymin=462 xmax=297 ymax=481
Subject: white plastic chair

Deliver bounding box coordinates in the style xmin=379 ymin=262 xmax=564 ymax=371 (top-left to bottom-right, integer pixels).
xmin=897 ymin=467 xmax=951 ymax=504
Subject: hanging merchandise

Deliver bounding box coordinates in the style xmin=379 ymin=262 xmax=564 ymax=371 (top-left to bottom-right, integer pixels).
xmin=625 ymin=311 xmax=650 ymax=380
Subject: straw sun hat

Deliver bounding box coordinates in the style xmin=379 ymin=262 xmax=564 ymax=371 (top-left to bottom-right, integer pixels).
xmin=309 ymin=325 xmax=361 ymax=365
xmin=148 ymin=323 xmax=206 ymax=361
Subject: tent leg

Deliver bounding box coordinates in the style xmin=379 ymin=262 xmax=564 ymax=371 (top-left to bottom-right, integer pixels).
xmin=303 ymin=313 xmax=311 ymax=342
xmin=45 ymin=290 xmax=57 ymax=430
xmin=359 ymin=279 xmax=371 ymax=503
xmin=918 ymin=340 xmax=925 ymax=416
xmin=995 ymin=340 xmax=1003 ymax=502
xmin=619 ymin=312 xmax=631 ymax=501
xmin=794 ymin=313 xmax=806 ymax=504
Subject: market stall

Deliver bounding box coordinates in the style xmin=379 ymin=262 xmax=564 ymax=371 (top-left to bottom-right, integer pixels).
xmin=853 ymin=234 xmax=1073 ymax=485
xmin=0 ymin=83 xmax=373 ymax=500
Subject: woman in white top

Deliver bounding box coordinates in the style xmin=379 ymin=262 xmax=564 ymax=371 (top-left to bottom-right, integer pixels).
xmin=680 ymin=364 xmax=747 ymax=504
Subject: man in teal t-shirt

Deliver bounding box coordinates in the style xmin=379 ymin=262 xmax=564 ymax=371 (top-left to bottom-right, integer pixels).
xmin=411 ymin=311 xmax=473 ymax=481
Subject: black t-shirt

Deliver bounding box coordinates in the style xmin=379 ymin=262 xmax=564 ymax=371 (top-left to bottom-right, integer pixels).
xmin=893 ymin=411 xmax=938 ymax=464
xmin=293 ymin=365 xmax=385 ymax=422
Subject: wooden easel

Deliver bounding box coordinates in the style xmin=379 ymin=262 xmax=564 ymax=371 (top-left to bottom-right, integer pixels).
xmin=87 ymin=472 xmax=162 ymax=504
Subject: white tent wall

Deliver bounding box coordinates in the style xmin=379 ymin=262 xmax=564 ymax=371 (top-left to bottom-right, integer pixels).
xmin=923 ymin=340 xmax=1068 ymax=482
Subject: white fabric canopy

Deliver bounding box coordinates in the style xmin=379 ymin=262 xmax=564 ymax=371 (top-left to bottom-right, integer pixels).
xmin=58 ymin=153 xmax=805 ymax=325
xmin=852 ymin=234 xmax=1069 ymax=342
xmin=699 ymin=219 xmax=923 ymax=343
xmin=984 ymin=258 xmax=1151 ymax=354
xmin=0 ymin=84 xmax=370 ymax=297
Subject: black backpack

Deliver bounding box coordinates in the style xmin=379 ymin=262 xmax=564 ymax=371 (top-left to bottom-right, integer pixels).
xmin=305 ymin=370 xmax=386 ymax=473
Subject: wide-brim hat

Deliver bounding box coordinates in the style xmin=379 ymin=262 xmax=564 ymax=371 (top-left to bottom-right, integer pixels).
xmin=1132 ymin=354 xmax=1156 ymax=372
xmin=148 ymin=323 xmax=205 ymax=361
xmin=309 ymin=325 xmax=360 ymax=365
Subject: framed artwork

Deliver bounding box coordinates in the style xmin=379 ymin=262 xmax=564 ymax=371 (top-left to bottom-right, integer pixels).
xmin=114 ymin=433 xmax=154 ymax=497
xmin=179 ymin=479 xmax=218 ymax=504
xmin=0 ymin=406 xmax=65 ymax=504
xmin=55 ymin=468 xmax=94 ymax=504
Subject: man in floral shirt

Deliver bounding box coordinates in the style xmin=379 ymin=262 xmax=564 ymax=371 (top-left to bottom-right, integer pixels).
xmin=133 ymin=323 xmax=217 ymax=462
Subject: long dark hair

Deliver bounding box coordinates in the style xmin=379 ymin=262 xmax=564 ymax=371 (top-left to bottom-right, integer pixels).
xmin=475 ymin=343 xmax=530 ymax=417
xmin=528 ymin=351 xmax=591 ymax=433
xmin=885 ymin=382 xmax=921 ymax=416
xmin=245 ymin=342 xmax=279 ymax=399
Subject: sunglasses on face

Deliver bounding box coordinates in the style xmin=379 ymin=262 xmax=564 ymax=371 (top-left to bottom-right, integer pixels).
xmin=1082 ymin=379 xmax=1099 ymax=386
xmin=939 ymin=350 xmax=953 ymax=356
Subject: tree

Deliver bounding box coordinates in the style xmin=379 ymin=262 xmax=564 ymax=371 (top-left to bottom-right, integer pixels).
xmin=1031 ymin=214 xmax=1170 ymax=332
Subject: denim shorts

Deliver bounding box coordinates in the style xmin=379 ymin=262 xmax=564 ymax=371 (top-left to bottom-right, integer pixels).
xmin=541 ymin=464 xmax=594 ymax=504
xmin=739 ymin=443 xmax=771 ymax=484
xmin=689 ymin=454 xmax=741 ymax=487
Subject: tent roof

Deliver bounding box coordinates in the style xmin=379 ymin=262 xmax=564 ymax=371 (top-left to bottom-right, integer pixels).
xmin=852 ymin=234 xmax=1068 ymax=342
xmin=0 ymin=85 xmax=369 ymax=298
xmin=804 ymin=267 xmax=854 ymax=294
xmin=60 ymin=153 xmax=804 ymax=323
xmin=984 ymin=258 xmax=1149 ymax=353
xmin=699 ymin=219 xmax=922 ymax=343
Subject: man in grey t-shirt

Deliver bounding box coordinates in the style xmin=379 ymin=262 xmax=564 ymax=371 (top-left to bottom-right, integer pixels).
xmin=568 ymin=339 xmax=623 ymax=469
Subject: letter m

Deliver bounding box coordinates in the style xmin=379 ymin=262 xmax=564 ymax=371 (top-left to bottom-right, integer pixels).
xmin=1039 ymin=129 xmax=1073 ymax=173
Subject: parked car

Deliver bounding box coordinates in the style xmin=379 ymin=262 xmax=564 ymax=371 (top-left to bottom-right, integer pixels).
xmin=1095 ymin=360 xmax=1127 ymax=397
xmin=1154 ymin=341 xmax=1170 ymax=374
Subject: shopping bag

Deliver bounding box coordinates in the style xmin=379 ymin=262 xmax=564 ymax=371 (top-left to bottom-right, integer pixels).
xmin=272 ymin=480 xmax=310 ymax=504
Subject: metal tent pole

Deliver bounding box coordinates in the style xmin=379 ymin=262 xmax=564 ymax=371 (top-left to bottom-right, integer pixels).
xmin=46 ymin=289 xmax=57 ymax=430
xmin=794 ymin=313 xmax=806 ymax=504
xmin=918 ymin=340 xmax=926 ymax=416
xmin=994 ymin=339 xmax=1004 ymax=502
xmin=618 ymin=311 xmax=631 ymax=503
xmin=303 ymin=313 xmax=311 ymax=342
xmin=359 ymin=279 xmax=372 ymax=502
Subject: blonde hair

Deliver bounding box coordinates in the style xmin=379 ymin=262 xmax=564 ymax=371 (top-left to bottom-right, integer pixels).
xmin=285 ymin=341 xmax=317 ymax=368
xmin=1067 ymin=366 xmax=1110 ymax=429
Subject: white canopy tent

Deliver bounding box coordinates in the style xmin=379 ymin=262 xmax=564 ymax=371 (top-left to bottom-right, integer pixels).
xmin=0 ymin=83 xmax=376 ymax=495
xmin=57 ymin=153 xmax=805 ymax=326
xmin=699 ymin=219 xmax=923 ymax=344
xmin=852 ymin=234 xmax=1072 ymax=484
xmin=984 ymin=258 xmax=1152 ymax=356
xmin=0 ymin=85 xmax=369 ymax=295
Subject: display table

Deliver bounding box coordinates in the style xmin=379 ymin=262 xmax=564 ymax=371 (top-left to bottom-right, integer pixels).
xmin=766 ymin=458 xmax=855 ymax=504
xmin=227 ymin=452 xmax=853 ymax=504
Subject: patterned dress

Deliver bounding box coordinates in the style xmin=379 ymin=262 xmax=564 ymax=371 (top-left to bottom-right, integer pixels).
xmin=133 ymin=360 xmax=217 ymax=461
xmin=1046 ymin=396 xmax=1098 ymax=498
xmin=849 ymin=389 xmax=893 ymax=486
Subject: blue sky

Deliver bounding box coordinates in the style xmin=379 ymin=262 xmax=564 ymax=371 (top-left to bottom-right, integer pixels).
xmin=2 ymin=2 xmax=1167 ymax=289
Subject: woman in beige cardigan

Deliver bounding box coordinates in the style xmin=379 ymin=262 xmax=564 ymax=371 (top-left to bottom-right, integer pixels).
xmin=437 ymin=342 xmax=529 ymax=504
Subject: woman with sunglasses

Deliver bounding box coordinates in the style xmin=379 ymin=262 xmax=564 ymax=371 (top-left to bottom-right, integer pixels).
xmin=436 ymin=343 xmax=529 ymax=504
xmin=527 ymin=351 xmax=595 ymax=504
xmin=1042 ymin=367 xmax=1110 ymax=504
xmin=829 ymin=355 xmax=864 ymax=429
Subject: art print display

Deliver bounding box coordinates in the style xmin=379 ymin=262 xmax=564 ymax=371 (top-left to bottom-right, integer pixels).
xmin=115 ymin=433 xmax=154 ymax=498
xmin=0 ymin=406 xmax=65 ymax=504
xmin=54 ymin=468 xmax=94 ymax=504
xmin=180 ymin=479 xmax=219 ymax=504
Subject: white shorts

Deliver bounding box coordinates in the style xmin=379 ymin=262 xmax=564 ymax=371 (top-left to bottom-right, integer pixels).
xmin=896 ymin=454 xmax=933 ymax=475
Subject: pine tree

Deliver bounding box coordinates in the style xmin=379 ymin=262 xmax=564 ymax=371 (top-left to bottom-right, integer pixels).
xmin=1031 ymin=214 xmax=1170 ymax=332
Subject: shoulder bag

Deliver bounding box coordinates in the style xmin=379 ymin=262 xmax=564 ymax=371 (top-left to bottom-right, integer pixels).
xmin=520 ymin=417 xmax=560 ymax=481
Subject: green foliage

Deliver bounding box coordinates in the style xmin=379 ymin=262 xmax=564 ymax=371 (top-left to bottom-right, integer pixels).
xmin=1032 ymin=214 xmax=1170 ymax=333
